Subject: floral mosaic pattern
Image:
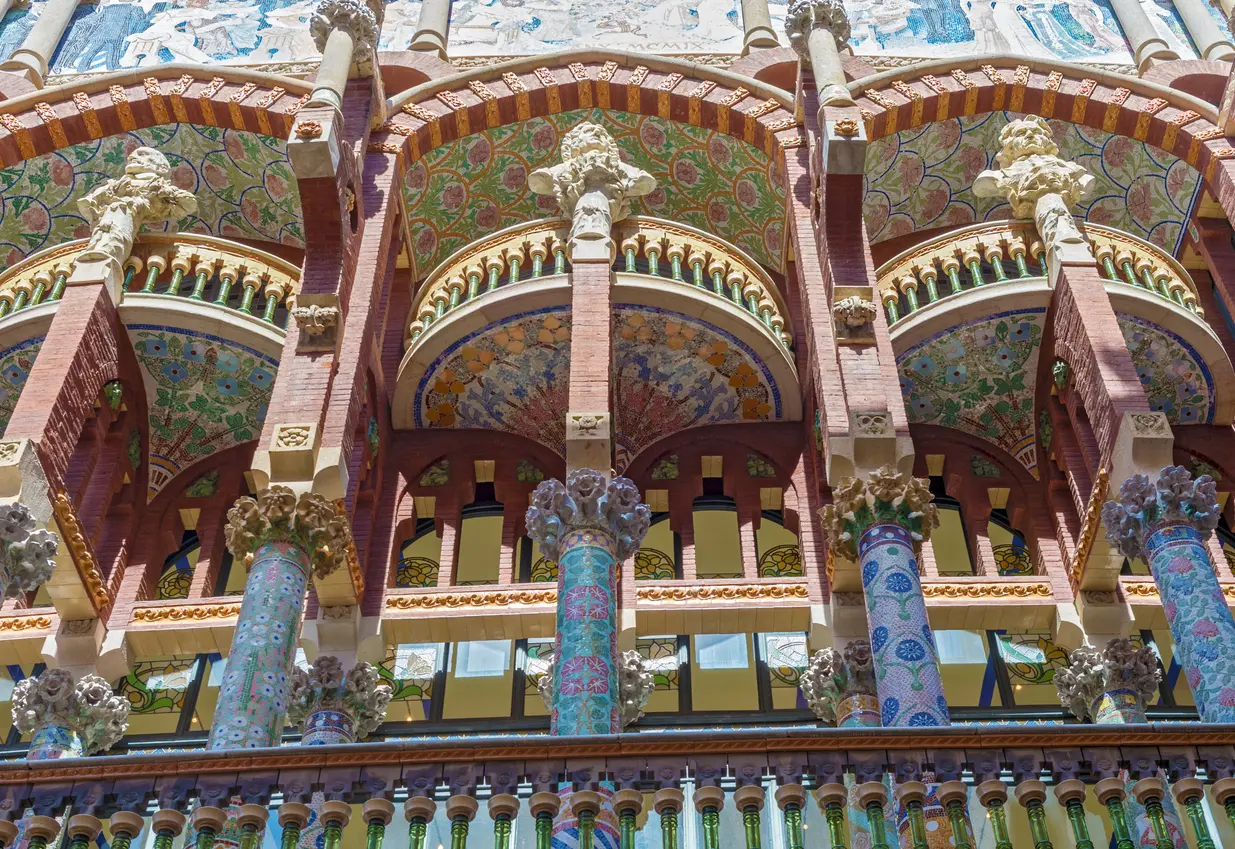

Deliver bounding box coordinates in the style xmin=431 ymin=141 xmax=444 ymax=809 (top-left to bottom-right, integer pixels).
xmin=554 ymin=529 xmax=620 ymax=735
xmin=405 ymin=108 xmax=786 ymax=274
xmin=613 ymin=306 xmax=783 ymax=470
xmin=0 ymin=337 xmax=41 ymax=437
xmin=898 ymin=309 xmax=1044 ymax=478
xmin=1118 ymin=313 xmax=1215 ymax=424
xmin=0 ymin=125 xmax=301 ymax=271
xmin=865 ymin=113 xmax=1202 ymax=256
xmin=130 ymin=326 xmax=277 ymax=500
xmin=415 ymin=309 xmax=571 ymax=453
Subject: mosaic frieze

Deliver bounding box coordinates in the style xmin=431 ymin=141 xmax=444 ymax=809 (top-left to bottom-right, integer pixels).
xmin=865 ymin=113 xmax=1201 ymax=257
xmin=897 ymin=309 xmax=1044 ymax=478
xmin=130 ymin=326 xmax=278 ymax=500
xmin=0 ymin=126 xmax=301 ymax=271
xmin=0 ymin=337 xmax=41 ymax=437
xmin=405 ymin=108 xmax=786 ymax=275
xmin=1117 ymin=313 xmax=1214 ymax=424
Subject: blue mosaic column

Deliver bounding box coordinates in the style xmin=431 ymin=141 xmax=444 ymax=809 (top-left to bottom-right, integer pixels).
xmin=208 ymin=487 xmax=352 ymax=749
xmin=526 ymin=470 xmax=650 ymax=736
xmin=1103 ymin=466 xmax=1235 ymax=724
xmin=821 ymin=467 xmax=950 ymax=727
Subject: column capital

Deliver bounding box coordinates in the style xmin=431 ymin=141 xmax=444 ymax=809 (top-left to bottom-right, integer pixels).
xmin=310 ymin=0 xmax=384 ymax=76
xmin=537 ymin=649 xmax=654 ymax=728
xmin=818 ymin=465 xmax=938 ymax=560
xmin=524 ymin=469 xmax=651 ymax=562
xmin=12 ymin=668 xmax=130 ymax=756
xmin=0 ymin=501 xmax=59 ymax=599
xmin=528 ymin=123 xmax=656 ymax=261
xmin=783 ymin=0 xmax=851 ymax=57
xmin=1102 ymin=465 xmax=1221 ymax=560
xmin=972 ymin=116 xmax=1096 ymax=264
xmin=1053 ymin=638 xmax=1160 ymax=722
xmin=286 ymin=655 xmax=393 ymax=743
xmin=224 ymin=486 xmax=354 ymax=578
xmin=800 ymin=639 xmax=877 ymax=724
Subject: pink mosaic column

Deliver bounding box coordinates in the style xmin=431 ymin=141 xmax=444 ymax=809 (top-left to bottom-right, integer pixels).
xmin=208 ymin=487 xmax=353 ymax=749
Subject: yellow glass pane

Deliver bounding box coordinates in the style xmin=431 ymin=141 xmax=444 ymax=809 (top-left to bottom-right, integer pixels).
xmin=693 ymin=509 xmax=742 ymax=578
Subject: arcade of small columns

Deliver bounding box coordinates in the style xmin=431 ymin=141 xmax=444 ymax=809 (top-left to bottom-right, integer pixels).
xmin=0 ymin=0 xmax=1234 ymax=820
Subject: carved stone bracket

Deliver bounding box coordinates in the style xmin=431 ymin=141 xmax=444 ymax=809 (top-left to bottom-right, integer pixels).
xmin=537 ymin=650 xmax=654 ymax=728
xmin=291 ymin=294 xmax=341 ymax=353
xmin=818 ymin=465 xmax=939 ymax=560
xmin=1053 ymin=638 xmax=1160 ymax=722
xmin=287 ymin=655 xmax=392 ymax=743
xmin=800 ymin=640 xmax=877 ymax=724
xmin=223 ymin=486 xmax=353 ymax=579
xmin=1101 ymin=465 xmax=1220 ymax=561
xmin=973 ymin=117 xmax=1096 ymax=264
xmin=833 ymin=296 xmax=878 ymax=343
xmin=524 ymin=469 xmax=651 ymax=562
xmin=11 ymin=669 xmax=130 ymax=756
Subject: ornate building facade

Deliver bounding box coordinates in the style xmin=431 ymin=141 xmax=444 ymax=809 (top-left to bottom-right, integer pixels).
xmin=0 ymin=0 xmax=1234 ymax=847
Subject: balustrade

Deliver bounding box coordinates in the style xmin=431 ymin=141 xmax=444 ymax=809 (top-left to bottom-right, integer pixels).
xmin=405 ymin=216 xmax=792 ymax=350
xmin=875 ymin=221 xmax=1204 ymax=326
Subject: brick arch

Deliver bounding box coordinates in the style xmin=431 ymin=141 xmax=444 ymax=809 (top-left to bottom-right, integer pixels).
xmin=373 ymin=52 xmax=808 ymax=167
xmin=0 ymin=65 xmax=310 ymax=166
xmin=851 ymin=57 xmax=1235 ymax=223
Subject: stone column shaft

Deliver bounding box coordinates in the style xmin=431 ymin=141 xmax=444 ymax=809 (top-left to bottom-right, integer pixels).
xmin=308 ymin=28 xmax=355 ymax=111
xmin=0 ymin=0 xmax=76 ymax=87
xmin=784 ymin=0 xmax=854 ymax=107
xmin=1177 ymin=0 xmax=1235 ymax=58
xmin=526 ymin=471 xmax=650 ymax=735
xmin=740 ymin=0 xmax=778 ymax=51
xmin=1104 ymin=466 xmax=1235 ymax=722
xmin=409 ymin=0 xmax=450 ymax=57
xmin=208 ymin=487 xmax=352 ymax=749
xmin=1107 ymin=0 xmax=1180 ymax=70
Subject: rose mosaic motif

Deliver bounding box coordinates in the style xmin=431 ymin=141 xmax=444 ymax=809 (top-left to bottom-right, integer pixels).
xmin=130 ymin=326 xmax=278 ymax=500
xmin=404 ymin=108 xmax=786 ymax=276
xmin=0 ymin=337 xmax=40 ymax=437
xmin=898 ymin=309 xmax=1044 ymax=478
xmin=1117 ymin=313 xmax=1214 ymax=424
xmin=0 ymin=125 xmax=301 ymax=272
xmin=864 ymin=112 xmax=1200 ymax=256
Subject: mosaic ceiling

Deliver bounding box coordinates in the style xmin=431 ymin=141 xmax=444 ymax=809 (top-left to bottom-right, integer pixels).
xmin=130 ymin=326 xmax=278 ymax=501
xmin=865 ymin=113 xmax=1202 ymax=257
xmin=412 ymin=305 xmax=788 ymax=465
xmin=0 ymin=125 xmax=302 ymax=272
xmin=0 ymin=337 xmax=40 ymax=437
xmin=897 ymin=309 xmax=1044 ymax=478
xmin=1118 ymin=313 xmax=1215 ymax=424
xmin=404 ymin=108 xmax=787 ymax=276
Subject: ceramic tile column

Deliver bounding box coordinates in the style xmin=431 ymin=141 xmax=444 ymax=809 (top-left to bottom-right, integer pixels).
xmin=1103 ymin=465 xmax=1235 ymax=722
xmin=208 ymin=486 xmax=353 ymax=749
xmin=821 ymin=465 xmax=949 ymax=726
xmin=525 ymin=470 xmax=650 ymax=735
xmin=1053 ymin=638 xmax=1161 ymax=724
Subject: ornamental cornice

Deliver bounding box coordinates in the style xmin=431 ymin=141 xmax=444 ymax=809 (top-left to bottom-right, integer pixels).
xmin=921 ymin=581 xmax=1053 ymax=599
xmin=1123 ymin=581 xmax=1235 ymax=602
xmin=1068 ymin=466 xmax=1109 ymax=589
xmin=385 ymin=589 xmax=558 ymax=611
xmin=636 ymin=584 xmax=809 ymax=602
xmin=0 ymin=614 xmax=52 ymax=633
xmin=130 ymin=602 xmax=243 ymax=623
xmin=52 ymin=491 xmax=110 ymax=613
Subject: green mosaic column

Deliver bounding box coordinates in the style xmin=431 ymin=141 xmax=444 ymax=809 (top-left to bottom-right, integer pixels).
xmin=1054 ymin=781 xmax=1097 ymax=849
xmin=1132 ymin=777 xmax=1178 ymax=849
xmin=362 ymin=799 xmax=396 ymax=849
xmin=1095 ymin=779 xmax=1136 ymax=849
xmin=937 ymin=782 xmax=973 ymax=849
xmin=320 ymin=801 xmax=350 ymax=849
xmin=734 ymin=786 xmax=766 ymax=849
xmin=976 ymin=782 xmax=1013 ymax=849
xmin=208 ymin=487 xmax=353 ymax=750
xmin=278 ymin=804 xmax=310 ymax=849
xmin=653 ymin=789 xmax=684 ymax=849
xmin=694 ymin=787 xmax=724 ymax=849
xmin=856 ymin=782 xmax=891 ymax=849
xmin=525 ymin=471 xmax=650 ymax=736
xmin=530 ymin=793 xmax=563 ymax=849
xmin=107 ymin=813 xmax=147 ymax=849
xmin=814 ymin=785 xmax=848 ymax=849
xmin=447 ymin=797 xmax=478 ymax=849
xmin=1214 ymin=779 xmax=1235 ymax=837
xmin=405 ymin=798 xmax=437 ymax=849
xmin=488 ymin=795 xmax=520 ymax=849
xmin=1171 ymin=779 xmax=1216 ymax=849
xmin=774 ymin=785 xmax=807 ymax=849
xmin=235 ymin=806 xmax=269 ymax=849
xmin=1015 ymin=782 xmax=1054 ymax=849
xmin=894 ymin=782 xmax=930 ymax=849
xmin=821 ymin=467 xmax=949 ymax=727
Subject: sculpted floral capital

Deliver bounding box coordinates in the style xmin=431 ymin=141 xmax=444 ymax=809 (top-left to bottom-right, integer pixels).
xmin=224 ymin=486 xmax=353 ymax=578
xmin=819 ymin=465 xmax=938 ymax=560
xmin=525 ymin=469 xmax=651 ymax=562
xmin=11 ymin=669 xmax=130 ymax=755
xmin=77 ymin=147 xmax=197 ymax=271
xmin=528 ymin=123 xmax=656 ymax=251
xmin=292 ymin=304 xmax=340 ymax=337
xmin=286 ymin=656 xmax=392 ymax=740
xmin=0 ymin=502 xmax=59 ymax=600
xmin=800 ymin=640 xmax=877 ymax=723
xmin=310 ymin=0 xmax=384 ymax=76
xmin=783 ymin=0 xmax=852 ymax=57
xmin=1053 ymin=638 xmax=1160 ymax=721
xmin=834 ymin=296 xmax=878 ymax=335
xmin=537 ymin=650 xmax=653 ymax=727
xmin=1101 ymin=465 xmax=1220 ymax=560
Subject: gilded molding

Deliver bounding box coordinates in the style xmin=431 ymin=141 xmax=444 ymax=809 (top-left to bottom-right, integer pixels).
xmin=637 ymin=584 xmax=809 ymax=602
xmin=1068 ymin=467 xmax=1109 ymax=588
xmin=0 ymin=615 xmax=52 ymax=632
xmin=131 ymin=603 xmax=242 ymax=623
xmin=921 ymin=582 xmax=1052 ymax=599
xmin=53 ymin=491 xmax=111 ymax=612
xmin=386 ymin=589 xmax=558 ymax=611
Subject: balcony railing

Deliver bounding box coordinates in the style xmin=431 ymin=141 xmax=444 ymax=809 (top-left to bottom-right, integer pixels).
xmin=876 ymin=220 xmax=1203 ymax=325
xmin=0 ymin=234 xmax=301 ymax=329
xmin=407 ymin=217 xmax=792 ymax=349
